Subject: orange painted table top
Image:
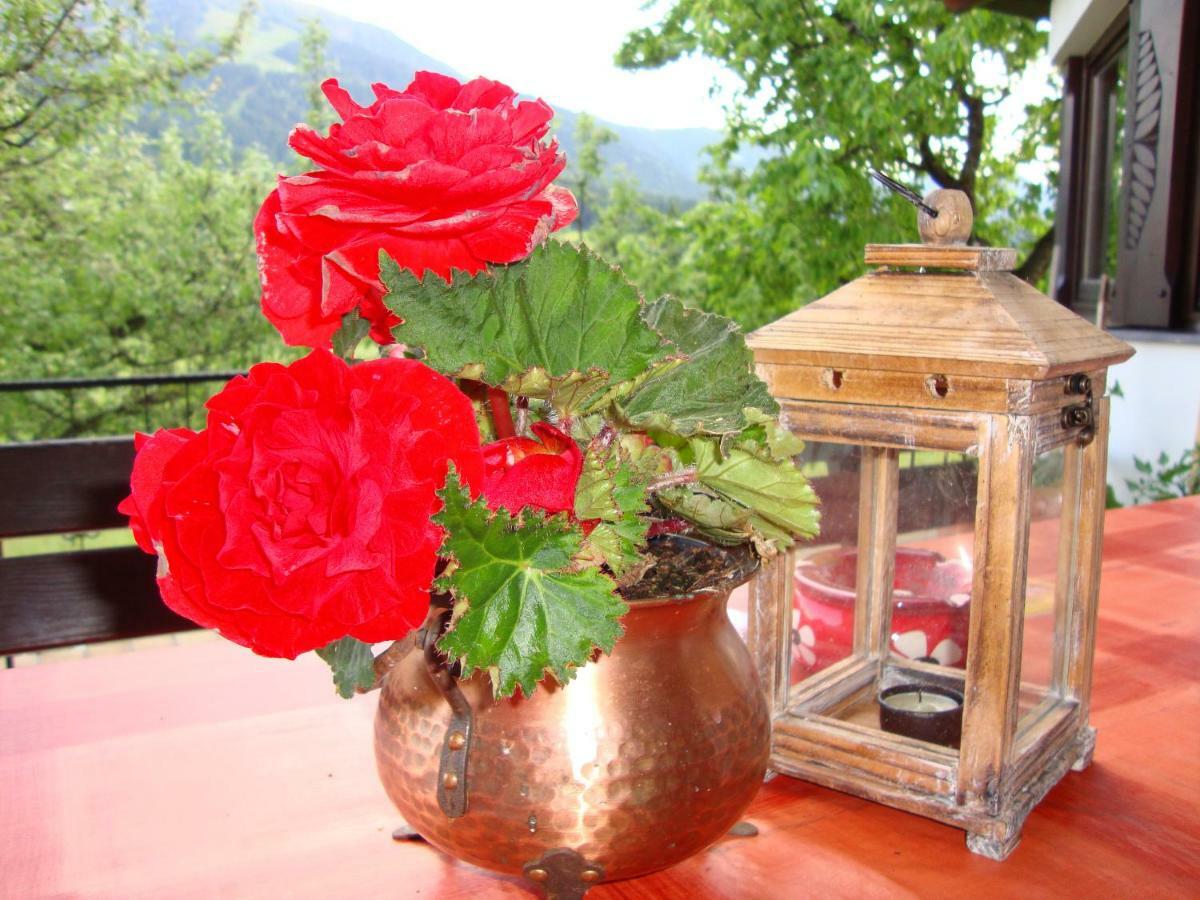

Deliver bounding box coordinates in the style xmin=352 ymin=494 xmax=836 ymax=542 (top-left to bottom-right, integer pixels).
xmin=3 ymin=496 xmax=1198 ymax=899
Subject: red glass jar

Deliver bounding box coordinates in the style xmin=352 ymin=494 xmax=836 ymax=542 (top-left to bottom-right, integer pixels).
xmin=791 ymin=546 xmax=971 ymax=679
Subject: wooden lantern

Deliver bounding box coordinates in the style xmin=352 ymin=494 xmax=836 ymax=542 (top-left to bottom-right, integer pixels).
xmin=744 ymin=214 xmax=1134 ymax=859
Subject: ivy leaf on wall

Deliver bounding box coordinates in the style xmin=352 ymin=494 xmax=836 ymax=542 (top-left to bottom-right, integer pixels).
xmin=435 ymin=469 xmax=627 ymax=698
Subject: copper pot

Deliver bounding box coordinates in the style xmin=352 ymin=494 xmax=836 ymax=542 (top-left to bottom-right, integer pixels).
xmin=374 ymin=551 xmax=769 ymax=889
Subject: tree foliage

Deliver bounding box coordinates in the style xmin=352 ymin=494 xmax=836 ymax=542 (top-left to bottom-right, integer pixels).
xmin=0 ymin=1 xmax=277 ymax=440
xmin=0 ymin=0 xmax=248 ymax=177
xmin=608 ymin=0 xmax=1057 ymax=328
xmin=569 ymin=112 xmax=617 ymax=235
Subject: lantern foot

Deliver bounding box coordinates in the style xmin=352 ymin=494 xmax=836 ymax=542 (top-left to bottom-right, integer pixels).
xmin=965 ymin=829 xmax=1021 ymax=861
xmin=1069 ymin=726 xmax=1097 ymax=772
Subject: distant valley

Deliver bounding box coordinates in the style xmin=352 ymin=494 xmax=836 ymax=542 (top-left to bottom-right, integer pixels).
xmin=146 ymin=0 xmax=734 ymax=204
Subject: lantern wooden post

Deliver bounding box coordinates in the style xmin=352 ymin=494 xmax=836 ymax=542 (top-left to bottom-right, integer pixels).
xmin=746 ymin=199 xmax=1134 ymax=859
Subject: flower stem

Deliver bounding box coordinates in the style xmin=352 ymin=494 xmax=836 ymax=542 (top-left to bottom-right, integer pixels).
xmin=588 ymin=423 xmax=616 ymax=455
xmin=488 ymin=387 xmax=516 ymax=439
xmin=515 ymin=396 xmax=529 ymax=436
xmin=647 ymin=467 xmax=698 ymax=492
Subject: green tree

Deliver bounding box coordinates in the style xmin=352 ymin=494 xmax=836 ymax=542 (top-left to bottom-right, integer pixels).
xmin=0 ymin=1 xmax=277 ymax=440
xmin=0 ymin=118 xmax=281 ymax=439
xmin=297 ymin=16 xmax=332 ymax=131
xmin=614 ymin=0 xmax=1056 ymax=328
xmin=570 ymin=112 xmax=617 ymax=236
xmin=0 ymin=0 xmax=249 ymax=177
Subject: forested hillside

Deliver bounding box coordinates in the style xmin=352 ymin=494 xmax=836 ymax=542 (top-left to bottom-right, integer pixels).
xmin=145 ymin=0 xmax=722 ymax=204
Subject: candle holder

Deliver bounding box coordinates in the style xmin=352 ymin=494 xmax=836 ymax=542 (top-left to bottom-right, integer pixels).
xmin=745 ymin=190 xmax=1133 ymax=860
xmin=878 ymin=685 xmax=964 ymax=748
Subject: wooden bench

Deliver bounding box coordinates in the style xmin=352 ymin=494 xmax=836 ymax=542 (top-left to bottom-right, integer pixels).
xmin=0 ymin=437 xmax=196 ymax=655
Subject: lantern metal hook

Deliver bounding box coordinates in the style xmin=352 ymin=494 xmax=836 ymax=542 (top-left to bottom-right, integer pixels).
xmin=870 ymin=169 xmax=939 ymax=219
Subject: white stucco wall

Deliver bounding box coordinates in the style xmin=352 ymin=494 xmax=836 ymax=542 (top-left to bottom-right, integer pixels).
xmin=1048 ymin=0 xmax=1128 ymax=63
xmin=1106 ymin=336 xmax=1200 ymax=505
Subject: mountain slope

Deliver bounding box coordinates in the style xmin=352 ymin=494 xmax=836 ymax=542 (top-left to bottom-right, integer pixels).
xmin=147 ymin=0 xmax=720 ymax=202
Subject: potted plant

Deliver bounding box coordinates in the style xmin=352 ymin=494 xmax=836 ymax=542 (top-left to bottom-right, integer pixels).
xmin=120 ymin=72 xmax=819 ymax=896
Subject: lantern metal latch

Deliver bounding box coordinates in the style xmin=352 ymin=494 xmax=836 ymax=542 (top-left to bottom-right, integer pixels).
xmin=1061 ymin=373 xmax=1095 ymax=445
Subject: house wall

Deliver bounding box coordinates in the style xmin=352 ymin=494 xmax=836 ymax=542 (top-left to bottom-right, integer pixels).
xmin=1106 ymin=334 xmax=1200 ymax=505
xmin=1048 ymin=0 xmax=1127 ymax=63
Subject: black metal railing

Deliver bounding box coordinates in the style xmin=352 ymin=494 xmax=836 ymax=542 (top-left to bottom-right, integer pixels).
xmin=0 ymin=372 xmax=243 ymax=442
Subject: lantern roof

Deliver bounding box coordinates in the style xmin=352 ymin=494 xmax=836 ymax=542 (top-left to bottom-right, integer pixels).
xmin=748 ymin=244 xmax=1135 ymax=380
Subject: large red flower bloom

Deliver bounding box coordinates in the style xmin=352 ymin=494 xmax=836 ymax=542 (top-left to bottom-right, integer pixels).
xmin=481 ymin=422 xmax=582 ymax=517
xmin=119 ymin=350 xmax=484 ymax=658
xmin=256 ymin=72 xmax=578 ymax=348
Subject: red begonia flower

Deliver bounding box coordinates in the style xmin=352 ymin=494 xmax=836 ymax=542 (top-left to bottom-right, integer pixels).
xmin=481 ymin=422 xmax=582 ymax=517
xmin=119 ymin=350 xmax=484 ymax=659
xmin=255 ymin=72 xmax=578 ymax=349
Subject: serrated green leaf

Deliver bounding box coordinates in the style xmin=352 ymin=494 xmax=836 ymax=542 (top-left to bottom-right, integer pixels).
xmin=618 ymin=295 xmax=778 ymax=436
xmin=743 ymin=407 xmax=807 ymax=460
xmin=383 ymin=242 xmax=672 ymax=416
xmin=657 ymin=485 xmax=754 ymax=544
xmin=659 ymin=437 xmax=819 ymax=552
xmin=315 ymin=636 xmax=376 ymax=699
xmin=434 ymin=469 xmax=627 ymax=698
xmin=573 ymin=440 xmax=651 ymax=579
xmin=579 ymin=517 xmax=652 ymax=583
xmin=331 ymin=311 xmax=371 ymax=359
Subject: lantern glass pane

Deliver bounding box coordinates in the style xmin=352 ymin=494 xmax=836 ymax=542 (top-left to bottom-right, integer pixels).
xmin=887 ymin=449 xmax=977 ymax=671
xmin=789 ymin=443 xmax=979 ymax=752
xmin=789 ymin=441 xmax=863 ymax=687
xmin=1019 ymin=446 xmax=1067 ymax=721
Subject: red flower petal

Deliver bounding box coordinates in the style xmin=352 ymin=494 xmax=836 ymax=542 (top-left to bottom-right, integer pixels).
xmin=254 ymin=73 xmax=579 ymax=349
xmin=481 ymin=422 xmax=582 ymax=517
xmin=122 ymin=351 xmax=485 ymax=658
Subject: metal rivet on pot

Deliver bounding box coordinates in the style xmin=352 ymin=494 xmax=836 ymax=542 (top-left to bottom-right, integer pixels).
xmin=447 ymin=731 xmax=466 ymax=750
xmin=581 ymin=868 xmax=602 ymax=883
xmin=442 ymin=773 xmax=459 ymax=790
xmin=527 ymin=868 xmax=548 ymax=882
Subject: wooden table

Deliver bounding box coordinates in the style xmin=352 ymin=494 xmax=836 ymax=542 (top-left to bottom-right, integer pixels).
xmin=3 ymin=497 xmax=1198 ymax=899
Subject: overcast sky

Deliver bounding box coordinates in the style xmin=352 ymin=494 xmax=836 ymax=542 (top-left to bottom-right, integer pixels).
xmin=295 ymin=0 xmax=739 ymax=130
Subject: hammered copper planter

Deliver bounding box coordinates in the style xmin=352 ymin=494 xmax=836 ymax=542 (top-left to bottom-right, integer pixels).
xmin=374 ymin=567 xmax=770 ymax=889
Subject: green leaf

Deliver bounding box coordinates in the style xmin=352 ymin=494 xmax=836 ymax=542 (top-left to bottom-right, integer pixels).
xmin=579 ymin=516 xmax=652 ymax=584
xmin=617 ymin=295 xmax=778 ymax=436
xmin=315 ymin=636 xmax=376 ymax=699
xmin=435 ymin=469 xmax=627 ymax=698
xmin=383 ymin=242 xmax=672 ymax=415
xmin=659 ymin=437 xmax=820 ymax=552
xmin=574 ymin=440 xmax=652 ymax=581
xmin=331 ymin=311 xmax=371 ymax=359
xmin=743 ymin=407 xmax=807 ymax=460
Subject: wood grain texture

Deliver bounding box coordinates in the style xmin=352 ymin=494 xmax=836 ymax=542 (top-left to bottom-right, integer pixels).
xmin=749 ymin=270 xmax=1134 ymax=379
xmin=757 ymin=363 xmax=1110 ymax=416
xmin=0 ymin=547 xmax=194 ymax=653
xmin=853 ymin=448 xmax=899 ymax=660
xmin=1 ymin=497 xmax=1197 ymax=898
xmin=0 ymin=436 xmax=200 ymax=652
xmin=0 ymin=437 xmax=136 ymax=537
xmin=864 ymin=243 xmax=1017 ymax=270
xmin=956 ymin=414 xmax=1034 ymax=806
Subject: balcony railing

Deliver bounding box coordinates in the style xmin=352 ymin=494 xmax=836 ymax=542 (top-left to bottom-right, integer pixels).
xmin=0 ymin=371 xmax=243 ymax=442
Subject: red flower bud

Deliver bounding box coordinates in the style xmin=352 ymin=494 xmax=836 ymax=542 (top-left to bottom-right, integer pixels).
xmin=481 ymin=422 xmax=582 ymax=517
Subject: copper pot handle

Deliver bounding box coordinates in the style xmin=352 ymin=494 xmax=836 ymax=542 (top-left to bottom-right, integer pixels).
xmin=423 ymin=613 xmax=473 ymax=818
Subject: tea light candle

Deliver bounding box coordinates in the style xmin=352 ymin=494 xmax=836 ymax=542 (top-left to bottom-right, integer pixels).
xmin=884 ymin=690 xmax=959 ymax=713
xmin=878 ymin=684 xmax=964 ymax=748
